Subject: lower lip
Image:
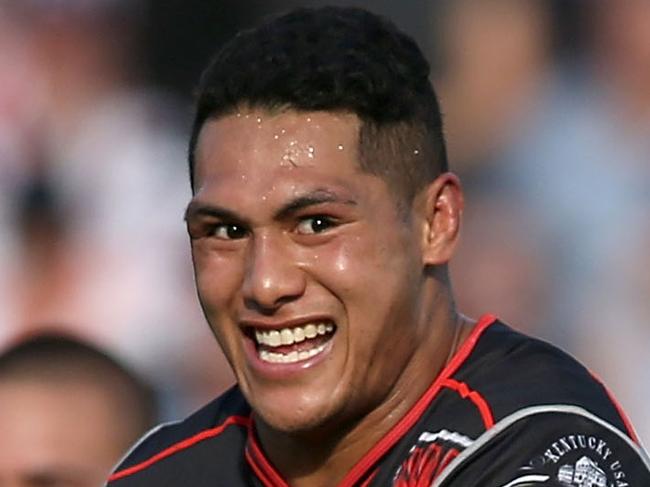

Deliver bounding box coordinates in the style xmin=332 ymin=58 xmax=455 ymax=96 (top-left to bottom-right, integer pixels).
xmin=243 ymin=333 xmax=335 ymax=379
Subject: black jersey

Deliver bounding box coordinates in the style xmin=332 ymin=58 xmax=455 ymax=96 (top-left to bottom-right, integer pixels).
xmin=107 ymin=315 xmax=650 ymax=486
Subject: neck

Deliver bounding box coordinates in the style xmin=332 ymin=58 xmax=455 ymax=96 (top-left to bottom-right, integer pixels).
xmin=255 ymin=300 xmax=470 ymax=487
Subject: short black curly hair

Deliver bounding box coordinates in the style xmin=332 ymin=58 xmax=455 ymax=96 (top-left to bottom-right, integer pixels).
xmin=189 ymin=6 xmax=447 ymax=202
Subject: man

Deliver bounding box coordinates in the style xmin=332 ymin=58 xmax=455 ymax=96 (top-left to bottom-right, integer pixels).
xmin=107 ymin=7 xmax=650 ymax=486
xmin=0 ymin=332 xmax=156 ymax=487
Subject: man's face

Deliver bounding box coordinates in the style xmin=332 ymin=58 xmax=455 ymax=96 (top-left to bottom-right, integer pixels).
xmin=0 ymin=379 xmax=129 ymax=487
xmin=188 ymin=110 xmax=429 ymax=434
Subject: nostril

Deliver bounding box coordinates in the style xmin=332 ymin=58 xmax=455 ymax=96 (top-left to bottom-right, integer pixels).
xmin=243 ymin=294 xmax=303 ymax=315
xmin=243 ymin=297 xmax=284 ymax=315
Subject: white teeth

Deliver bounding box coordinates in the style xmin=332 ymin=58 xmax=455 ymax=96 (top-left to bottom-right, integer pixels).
xmin=280 ymin=328 xmax=293 ymax=345
xmin=267 ymin=330 xmax=281 ymax=347
xmin=258 ymin=343 xmax=327 ymax=364
xmin=254 ymin=322 xmax=334 ymax=347
xmin=304 ymin=324 xmax=318 ymax=339
xmin=294 ymin=327 xmax=305 ymax=343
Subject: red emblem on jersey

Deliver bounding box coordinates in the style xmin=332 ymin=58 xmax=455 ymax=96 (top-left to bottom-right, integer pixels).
xmin=393 ymin=442 xmax=460 ymax=486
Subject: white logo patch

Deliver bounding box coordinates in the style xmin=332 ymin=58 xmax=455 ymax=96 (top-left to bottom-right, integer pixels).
xmin=557 ymin=456 xmax=606 ymax=486
xmin=527 ymin=434 xmax=631 ymax=487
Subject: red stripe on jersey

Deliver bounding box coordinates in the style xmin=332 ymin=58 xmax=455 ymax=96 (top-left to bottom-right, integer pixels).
xmin=589 ymin=371 xmax=640 ymax=445
xmin=108 ymin=415 xmax=251 ymax=481
xmin=245 ymin=423 xmax=290 ymax=487
xmin=441 ymin=378 xmax=495 ymax=429
xmin=245 ymin=427 xmax=379 ymax=487
xmin=246 ymin=446 xmax=283 ymax=487
xmin=358 ymin=469 xmax=378 ymax=486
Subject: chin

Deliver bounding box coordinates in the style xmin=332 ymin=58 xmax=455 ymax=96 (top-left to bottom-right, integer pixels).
xmin=259 ymin=407 xmax=327 ymax=433
xmin=254 ymin=399 xmax=345 ymax=438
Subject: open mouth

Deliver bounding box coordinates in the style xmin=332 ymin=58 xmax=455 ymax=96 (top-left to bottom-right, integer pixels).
xmin=248 ymin=321 xmax=336 ymax=364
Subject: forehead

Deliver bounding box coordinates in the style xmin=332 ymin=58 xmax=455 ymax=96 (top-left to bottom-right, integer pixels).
xmin=194 ymin=109 xmax=363 ymax=193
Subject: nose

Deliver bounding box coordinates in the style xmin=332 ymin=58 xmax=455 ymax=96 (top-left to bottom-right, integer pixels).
xmin=242 ymin=232 xmax=306 ymax=312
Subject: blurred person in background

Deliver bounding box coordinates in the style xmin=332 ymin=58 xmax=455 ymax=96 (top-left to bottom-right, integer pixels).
xmin=433 ymin=0 xmax=553 ymax=183
xmin=430 ymin=0 xmax=557 ymax=336
xmin=0 ymin=331 xmax=157 ymax=487
xmin=0 ymin=0 xmax=232 ymax=415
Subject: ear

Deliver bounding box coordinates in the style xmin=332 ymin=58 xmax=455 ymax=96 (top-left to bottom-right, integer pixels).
xmin=419 ymin=172 xmax=464 ymax=266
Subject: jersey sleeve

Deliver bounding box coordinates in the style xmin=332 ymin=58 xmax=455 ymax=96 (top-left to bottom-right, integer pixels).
xmin=433 ymin=405 xmax=650 ymax=487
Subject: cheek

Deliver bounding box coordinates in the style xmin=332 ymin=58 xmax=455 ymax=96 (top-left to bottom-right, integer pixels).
xmin=324 ymin=233 xmax=420 ymax=339
xmin=301 ymin=238 xmax=372 ymax=297
xmin=320 ymin=239 xmax=420 ymax=402
xmin=305 ymin=229 xmax=417 ymax=306
xmin=192 ymin=246 xmax=244 ymax=313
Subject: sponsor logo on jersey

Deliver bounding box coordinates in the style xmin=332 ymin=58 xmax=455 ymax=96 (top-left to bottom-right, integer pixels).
xmin=525 ymin=434 xmax=630 ymax=487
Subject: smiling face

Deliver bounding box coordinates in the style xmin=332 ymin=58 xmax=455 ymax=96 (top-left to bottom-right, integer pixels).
xmin=188 ymin=109 xmax=442 ymax=435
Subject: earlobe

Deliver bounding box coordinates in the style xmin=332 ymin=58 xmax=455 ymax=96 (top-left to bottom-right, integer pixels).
xmin=420 ymin=173 xmax=464 ymax=266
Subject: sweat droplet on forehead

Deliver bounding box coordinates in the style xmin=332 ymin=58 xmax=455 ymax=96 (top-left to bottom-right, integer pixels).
xmin=197 ymin=110 xmax=363 ymax=184
xmin=281 ymin=153 xmax=298 ymax=168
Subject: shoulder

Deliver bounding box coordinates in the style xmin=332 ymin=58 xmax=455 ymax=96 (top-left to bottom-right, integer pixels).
xmin=427 ymin=319 xmax=650 ymax=486
xmin=372 ymin=318 xmax=648 ymax=486
xmin=433 ymin=404 xmax=650 ymax=486
xmin=107 ymin=386 xmax=251 ymax=485
xmin=458 ymin=320 xmax=635 ymax=438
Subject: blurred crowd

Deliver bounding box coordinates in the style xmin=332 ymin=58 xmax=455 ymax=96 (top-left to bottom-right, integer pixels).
xmin=0 ymin=0 xmax=648 ymax=445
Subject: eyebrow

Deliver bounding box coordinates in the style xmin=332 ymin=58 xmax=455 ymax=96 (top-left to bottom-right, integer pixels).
xmin=184 ymin=203 xmax=240 ymax=224
xmin=184 ymin=188 xmax=357 ymax=223
xmin=273 ymin=189 xmax=357 ymax=220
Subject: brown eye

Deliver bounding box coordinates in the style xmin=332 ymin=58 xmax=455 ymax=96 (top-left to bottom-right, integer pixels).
xmin=296 ymin=216 xmax=335 ymax=234
xmin=212 ymin=223 xmax=248 ymax=240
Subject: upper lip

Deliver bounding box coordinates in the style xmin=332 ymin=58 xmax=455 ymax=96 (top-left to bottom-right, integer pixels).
xmin=239 ymin=315 xmax=335 ymax=331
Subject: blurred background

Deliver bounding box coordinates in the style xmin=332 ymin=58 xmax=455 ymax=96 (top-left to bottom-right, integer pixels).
xmin=1 ymin=0 xmax=648 ymax=442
